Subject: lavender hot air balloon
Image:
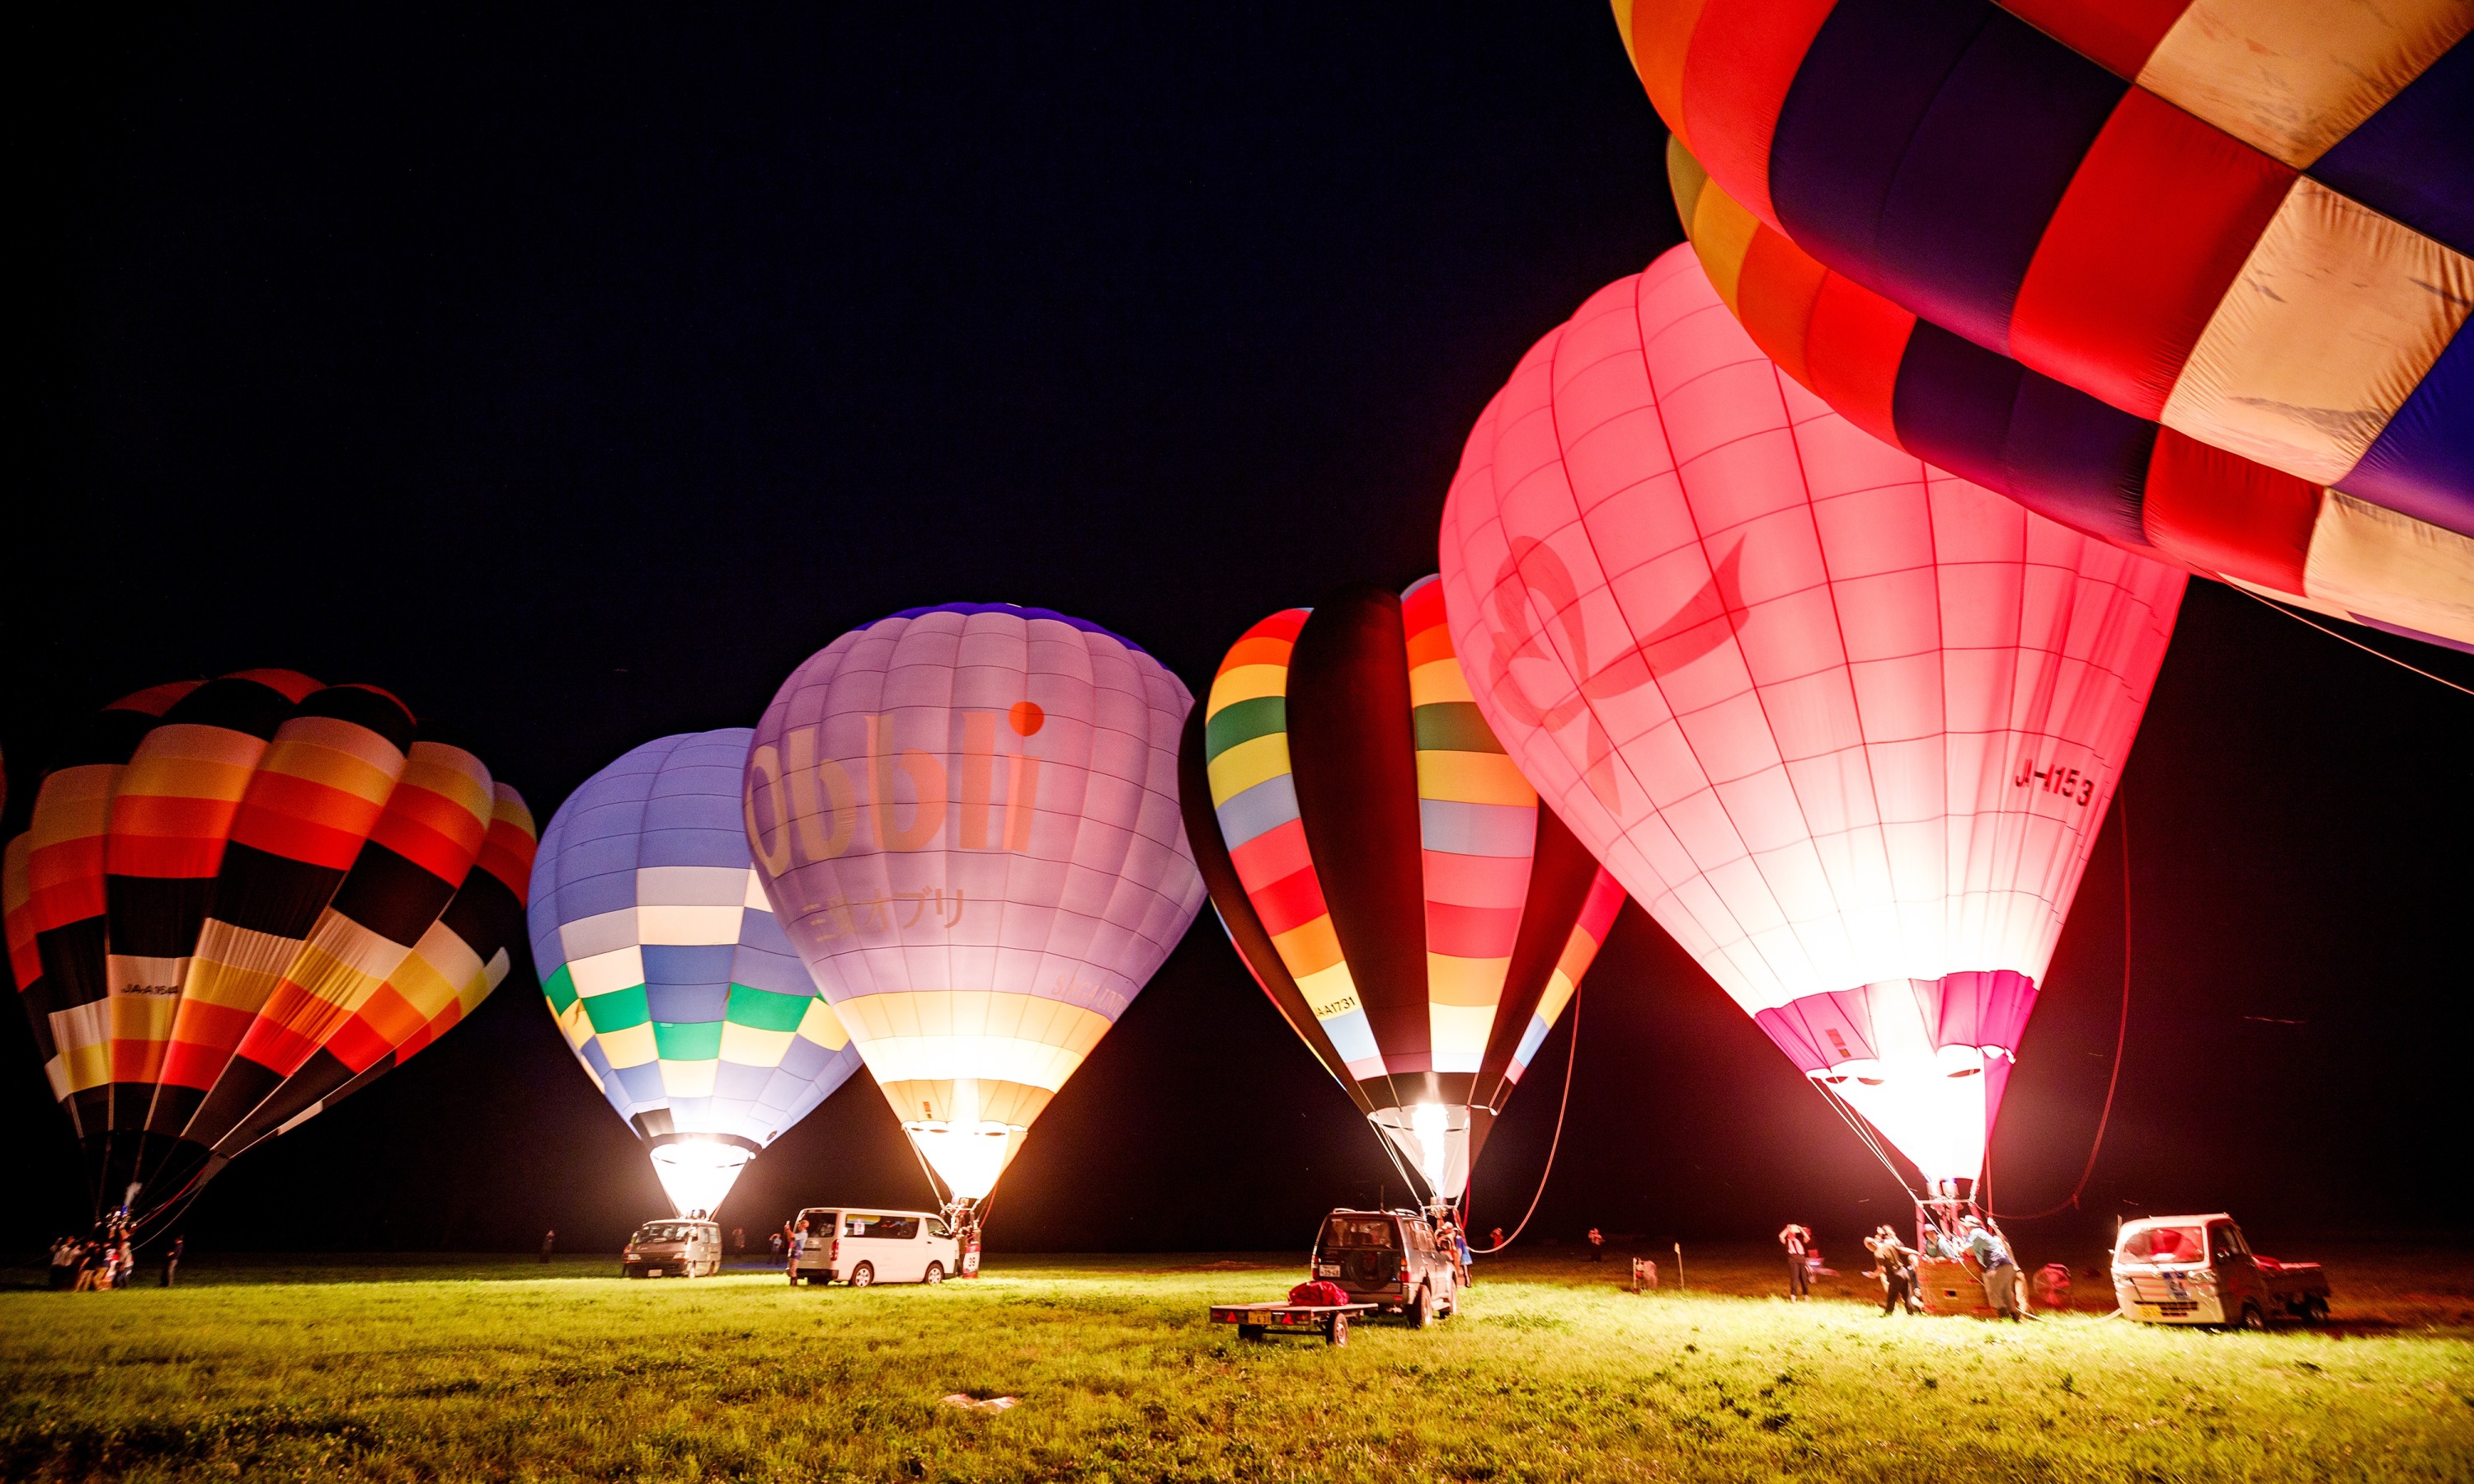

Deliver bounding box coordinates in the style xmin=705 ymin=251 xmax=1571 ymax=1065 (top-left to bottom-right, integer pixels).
xmin=743 ymin=603 xmax=1206 ymax=1207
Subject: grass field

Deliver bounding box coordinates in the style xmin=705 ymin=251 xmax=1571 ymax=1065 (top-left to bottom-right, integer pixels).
xmin=2 ymin=1244 xmax=2469 ymax=1482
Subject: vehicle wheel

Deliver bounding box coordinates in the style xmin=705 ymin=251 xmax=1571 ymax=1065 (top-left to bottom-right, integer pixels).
xmin=924 ymin=1262 xmax=944 ymax=1285
xmin=1329 ymin=1313 xmax=1350 ymax=1346
xmin=2236 ymin=1302 xmax=2266 ymax=1331
xmin=2302 ymin=1295 xmax=2330 ymax=1325
xmin=1407 ymin=1285 xmax=1432 ymax=1330
xmin=849 ymin=1262 xmax=875 ymax=1289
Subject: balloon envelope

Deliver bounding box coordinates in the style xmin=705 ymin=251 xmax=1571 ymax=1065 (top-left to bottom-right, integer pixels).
xmin=1615 ymin=0 xmax=2472 ymax=643
xmin=1438 ymin=244 xmax=2185 ymax=1183
xmin=529 ymin=730 xmax=863 ymax=1217
xmin=3 ymin=672 xmax=534 ymax=1221
xmin=743 ymin=603 xmax=1206 ymax=1202
xmin=1665 ymin=132 xmax=2473 ymax=652
xmin=1178 ymin=576 xmax=1625 ymax=1200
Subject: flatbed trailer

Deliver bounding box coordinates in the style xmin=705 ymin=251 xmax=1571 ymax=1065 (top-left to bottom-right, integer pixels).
xmin=1208 ymin=1300 xmax=1376 ymax=1345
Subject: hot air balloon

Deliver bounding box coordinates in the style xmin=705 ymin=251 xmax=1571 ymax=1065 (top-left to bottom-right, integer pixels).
xmin=529 ymin=730 xmax=865 ymax=1218
xmin=742 ymin=603 xmax=1206 ymax=1213
xmin=1178 ymin=577 xmax=1625 ymax=1205
xmin=1437 ymin=245 xmax=2185 ymax=1190
xmin=1 ymin=672 xmax=535 ymax=1224
xmin=1612 ymin=0 xmax=2471 ymax=633
xmin=1665 ymin=133 xmax=2474 ymax=652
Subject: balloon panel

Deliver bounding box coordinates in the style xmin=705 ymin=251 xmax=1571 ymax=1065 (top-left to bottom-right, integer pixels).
xmin=1618 ymin=0 xmax=2472 ymax=536
xmin=529 ymin=730 xmax=863 ymax=1181
xmin=744 ymin=603 xmax=1206 ymax=1201
xmin=1666 ymin=133 xmax=2474 ymax=652
xmin=1438 ymin=244 xmax=2185 ymax=1181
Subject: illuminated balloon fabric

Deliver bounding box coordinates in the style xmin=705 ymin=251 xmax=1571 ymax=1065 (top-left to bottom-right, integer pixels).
xmin=1436 ymin=246 xmax=2186 ymax=1184
xmin=529 ymin=730 xmax=863 ymax=1217
xmin=1666 ymin=135 xmax=2474 ymax=652
xmin=1612 ymin=0 xmax=2472 ymax=539
xmin=209 ymin=785 xmax=537 ymax=1160
xmin=0 ymin=672 xmax=531 ymax=1217
xmin=1177 ymin=577 xmax=1626 ymax=1200
xmin=743 ymin=603 xmax=1206 ymax=1203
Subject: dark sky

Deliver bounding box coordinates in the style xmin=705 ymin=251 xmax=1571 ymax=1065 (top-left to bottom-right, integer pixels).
xmin=10 ymin=3 xmax=2470 ymax=1258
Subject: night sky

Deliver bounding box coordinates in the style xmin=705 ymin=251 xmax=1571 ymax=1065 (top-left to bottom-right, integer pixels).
xmin=11 ymin=3 xmax=2470 ymax=1259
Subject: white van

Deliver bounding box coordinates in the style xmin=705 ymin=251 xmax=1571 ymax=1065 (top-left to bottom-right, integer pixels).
xmin=788 ymin=1208 xmax=959 ymax=1287
xmin=623 ymin=1219 xmax=722 ymax=1278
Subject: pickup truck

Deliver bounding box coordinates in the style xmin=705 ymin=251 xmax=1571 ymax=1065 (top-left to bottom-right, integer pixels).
xmin=2112 ymin=1214 xmax=2330 ymax=1328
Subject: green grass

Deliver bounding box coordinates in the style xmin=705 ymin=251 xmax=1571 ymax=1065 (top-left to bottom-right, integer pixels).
xmin=2 ymin=1247 xmax=2469 ymax=1482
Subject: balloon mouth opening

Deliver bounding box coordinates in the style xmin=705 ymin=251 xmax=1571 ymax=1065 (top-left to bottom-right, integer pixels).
xmin=1807 ymin=1047 xmax=2003 ymax=1186
xmin=1370 ymin=1102 xmax=1472 ymax=1203
xmin=903 ymin=1120 xmax=1020 ymax=1203
xmin=647 ymin=1136 xmax=758 ymax=1217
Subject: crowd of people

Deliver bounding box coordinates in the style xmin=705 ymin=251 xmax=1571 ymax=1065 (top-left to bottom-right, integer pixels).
xmin=1777 ymin=1206 xmax=2030 ymax=1319
xmin=46 ymin=1210 xmax=181 ymax=1292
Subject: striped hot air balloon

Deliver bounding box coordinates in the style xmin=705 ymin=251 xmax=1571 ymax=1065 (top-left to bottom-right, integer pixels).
xmin=743 ymin=604 xmax=1206 ymax=1207
xmin=530 ymin=730 xmax=864 ymax=1218
xmin=1612 ymin=0 xmax=2472 ymax=649
xmin=2 ymin=673 xmax=534 ymax=1222
xmin=1178 ymin=578 xmax=1627 ymax=1204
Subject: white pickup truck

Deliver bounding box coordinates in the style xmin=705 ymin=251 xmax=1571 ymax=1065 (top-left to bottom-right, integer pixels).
xmin=2112 ymin=1214 xmax=2330 ymax=1328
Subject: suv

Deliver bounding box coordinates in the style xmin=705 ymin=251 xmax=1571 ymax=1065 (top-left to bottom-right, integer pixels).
xmin=1310 ymin=1209 xmax=1458 ymax=1327
xmin=788 ymin=1208 xmax=962 ymax=1287
xmin=623 ymin=1219 xmax=722 ymax=1278
xmin=2112 ymin=1214 xmax=2330 ymax=1328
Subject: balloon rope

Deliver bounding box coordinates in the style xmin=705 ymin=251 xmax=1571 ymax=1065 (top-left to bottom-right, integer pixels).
xmin=1806 ymin=1075 xmax=1919 ymax=1202
xmin=2236 ymin=588 xmax=2474 ymax=697
xmin=904 ymin=1133 xmax=949 ymax=1212
xmin=1467 ymin=981 xmax=1580 ymax=1256
xmin=1992 ymin=798 xmax=2133 ymax=1221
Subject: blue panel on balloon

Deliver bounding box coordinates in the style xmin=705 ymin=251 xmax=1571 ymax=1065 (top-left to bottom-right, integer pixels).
xmin=642 ymin=943 xmax=735 ymax=986
xmin=2000 ymin=371 xmax=2158 ymax=550
xmin=2340 ymin=326 xmax=2472 ymax=537
xmin=2311 ymin=40 xmax=2473 ymax=257
xmin=645 ymin=979 xmax=729 ymax=1023
xmin=614 ymin=1062 xmax=667 ymax=1102
xmin=1771 ymin=0 xmax=1987 ymax=294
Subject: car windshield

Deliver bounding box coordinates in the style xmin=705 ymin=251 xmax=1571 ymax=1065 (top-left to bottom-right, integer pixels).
xmin=633 ymin=1223 xmax=702 ymax=1244
xmin=2119 ymin=1225 xmax=2207 ymax=1264
xmin=1319 ymin=1216 xmax=1398 ymax=1250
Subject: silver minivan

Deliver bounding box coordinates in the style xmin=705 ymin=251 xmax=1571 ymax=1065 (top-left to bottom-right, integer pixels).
xmin=623 ymin=1218 xmax=722 ymax=1278
xmin=788 ymin=1208 xmax=960 ymax=1287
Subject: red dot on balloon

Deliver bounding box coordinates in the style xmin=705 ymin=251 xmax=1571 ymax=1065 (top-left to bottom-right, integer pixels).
xmin=1008 ymin=702 xmax=1044 ymax=736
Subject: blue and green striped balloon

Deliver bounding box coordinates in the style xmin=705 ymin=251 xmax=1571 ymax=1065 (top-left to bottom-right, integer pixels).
xmin=529 ymin=730 xmax=861 ymax=1216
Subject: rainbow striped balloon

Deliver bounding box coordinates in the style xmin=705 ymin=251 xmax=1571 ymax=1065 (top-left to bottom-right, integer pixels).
xmin=1180 ymin=576 xmax=1626 ymax=1203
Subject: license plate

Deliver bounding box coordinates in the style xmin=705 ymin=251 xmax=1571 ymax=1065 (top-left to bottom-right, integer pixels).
xmin=1315 ymin=1265 xmax=1339 ymax=1278
xmin=646 ymin=1267 xmax=664 ymax=1277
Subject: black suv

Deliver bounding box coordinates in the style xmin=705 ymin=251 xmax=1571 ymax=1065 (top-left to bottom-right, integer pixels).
xmin=1310 ymin=1209 xmax=1460 ymax=1327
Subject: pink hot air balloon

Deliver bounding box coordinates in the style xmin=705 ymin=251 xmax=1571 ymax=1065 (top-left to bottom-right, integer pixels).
xmin=1437 ymin=243 xmax=2185 ymax=1188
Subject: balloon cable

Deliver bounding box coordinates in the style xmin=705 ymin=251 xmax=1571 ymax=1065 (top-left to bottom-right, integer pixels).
xmin=1991 ymin=797 xmax=2133 ymax=1222
xmin=1468 ymin=981 xmax=1581 ymax=1256
xmin=2237 ymin=588 xmax=2474 ymax=697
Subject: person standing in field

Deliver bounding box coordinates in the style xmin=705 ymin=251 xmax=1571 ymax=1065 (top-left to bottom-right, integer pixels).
xmin=48 ymin=1237 xmax=73 ymax=1289
xmin=1865 ymin=1226 xmax=1917 ymax=1316
xmin=115 ymin=1237 xmax=135 ymax=1289
xmin=1587 ymin=1228 xmax=1606 ymax=1261
xmin=769 ymin=1229 xmax=784 ymax=1259
xmin=788 ymin=1219 xmax=809 ymax=1279
xmin=1489 ymin=1226 xmax=1504 ymax=1252
xmin=1779 ymin=1223 xmax=1813 ymax=1301
xmin=731 ymin=1226 xmax=745 ymax=1254
xmin=162 ymin=1235 xmax=185 ymax=1288
xmin=540 ymin=1229 xmax=555 ymax=1264
xmin=1960 ymin=1217 xmax=2020 ymax=1321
